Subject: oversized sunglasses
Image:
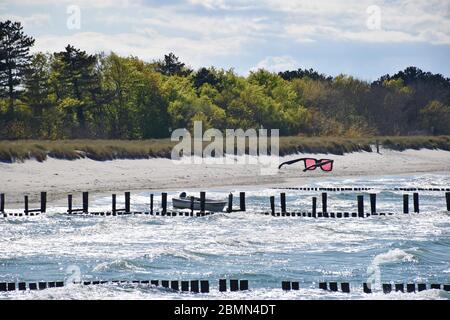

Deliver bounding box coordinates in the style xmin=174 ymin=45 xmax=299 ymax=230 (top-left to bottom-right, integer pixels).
xmin=278 ymin=158 xmax=334 ymax=172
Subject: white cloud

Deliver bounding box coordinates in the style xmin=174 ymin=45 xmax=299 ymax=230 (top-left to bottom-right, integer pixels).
xmin=3 ymin=0 xmax=138 ymax=8
xmin=3 ymin=0 xmax=450 ymax=75
xmin=140 ymin=14 xmax=269 ymax=37
xmin=0 ymin=13 xmax=50 ymax=27
xmin=251 ymin=55 xmax=298 ymax=73
xmin=279 ymin=0 xmax=450 ymax=45
xmin=32 ymin=31 xmax=247 ymax=68
xmin=183 ymin=0 xmax=450 ymax=45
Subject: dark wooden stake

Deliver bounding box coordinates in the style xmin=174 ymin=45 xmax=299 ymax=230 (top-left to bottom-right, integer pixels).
xmin=322 ymin=192 xmax=327 ymax=213
xmin=0 ymin=193 xmax=4 ymax=213
xmin=357 ymin=195 xmax=364 ymax=217
xmin=230 ymin=279 xmax=239 ymax=292
xmin=125 ymin=192 xmax=130 ymax=213
xmin=312 ymin=197 xmax=317 ymax=217
xmin=446 ymin=192 xmax=450 ymax=211
xmin=200 ymin=280 xmax=209 ymax=293
xmin=112 ymin=194 xmax=116 ymax=214
xmin=24 ymin=195 xmax=29 ymax=214
xmin=270 ymin=196 xmax=275 ymax=215
xmin=68 ymin=194 xmax=72 ymax=213
xmin=200 ymin=192 xmax=206 ymax=213
xmin=280 ymin=193 xmax=286 ymax=214
xmin=219 ymin=279 xmax=227 ymax=292
xmin=150 ymin=194 xmax=154 ymax=214
xmin=190 ymin=196 xmax=194 ymax=214
xmin=403 ymin=194 xmax=409 ymax=214
xmin=40 ymin=191 xmax=47 ymax=213
xmin=370 ymin=193 xmax=376 ymax=214
xmin=227 ymin=193 xmax=233 ymax=213
xmin=82 ymin=192 xmax=89 ymax=213
xmin=413 ymin=192 xmax=419 ymax=213
xmin=162 ymin=192 xmax=168 ymax=214
xmin=240 ymin=192 xmax=246 ymax=211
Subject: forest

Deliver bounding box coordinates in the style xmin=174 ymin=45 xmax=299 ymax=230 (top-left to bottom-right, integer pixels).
xmin=1 ymin=20 xmax=450 ymax=140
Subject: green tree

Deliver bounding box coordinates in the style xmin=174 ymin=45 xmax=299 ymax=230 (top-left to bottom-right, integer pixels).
xmin=0 ymin=20 xmax=35 ymax=114
xmin=155 ymin=53 xmax=192 ymax=77
xmin=52 ymin=45 xmax=100 ymax=135
xmin=23 ymin=53 xmax=53 ymax=137
xmin=193 ymin=67 xmax=220 ymax=90
xmin=420 ymin=100 xmax=450 ymax=135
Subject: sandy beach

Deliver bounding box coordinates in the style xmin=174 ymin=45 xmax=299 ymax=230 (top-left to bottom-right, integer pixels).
xmin=1 ymin=148 xmax=450 ymax=206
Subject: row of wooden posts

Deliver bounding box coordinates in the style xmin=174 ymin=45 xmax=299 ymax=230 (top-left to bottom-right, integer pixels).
xmin=2 ymin=279 xmax=448 ymax=294
xmin=0 ymin=279 xmax=250 ymax=293
xmin=0 ymin=279 xmax=211 ymax=293
xmin=277 ymin=187 xmax=450 ymax=192
xmin=303 ymin=282 xmax=449 ymax=293
xmin=0 ymin=191 xmax=246 ymax=216
xmin=1 ymin=191 xmax=450 ymax=217
xmin=269 ymin=192 xmax=450 ymax=216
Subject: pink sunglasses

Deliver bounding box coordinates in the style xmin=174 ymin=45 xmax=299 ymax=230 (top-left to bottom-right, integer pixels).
xmin=278 ymin=158 xmax=334 ymax=172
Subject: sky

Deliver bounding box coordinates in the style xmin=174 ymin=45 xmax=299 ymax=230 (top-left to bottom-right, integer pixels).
xmin=1 ymin=0 xmax=450 ymax=80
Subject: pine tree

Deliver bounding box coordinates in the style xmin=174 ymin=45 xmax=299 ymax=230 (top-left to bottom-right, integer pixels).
xmin=0 ymin=20 xmax=35 ymax=115
xmin=155 ymin=53 xmax=192 ymax=77
xmin=53 ymin=45 xmax=99 ymax=131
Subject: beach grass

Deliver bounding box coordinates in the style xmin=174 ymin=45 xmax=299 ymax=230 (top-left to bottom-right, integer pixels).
xmin=0 ymin=136 xmax=449 ymax=163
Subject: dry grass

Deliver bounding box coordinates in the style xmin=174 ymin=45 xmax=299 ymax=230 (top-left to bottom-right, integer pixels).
xmin=0 ymin=136 xmax=449 ymax=163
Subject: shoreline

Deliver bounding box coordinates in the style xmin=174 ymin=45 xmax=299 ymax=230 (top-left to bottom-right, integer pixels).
xmin=1 ymin=148 xmax=450 ymax=206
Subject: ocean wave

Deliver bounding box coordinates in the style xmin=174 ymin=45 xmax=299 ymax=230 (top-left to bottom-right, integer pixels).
xmin=143 ymin=248 xmax=207 ymax=262
xmin=370 ymin=248 xmax=416 ymax=267
xmin=93 ymin=259 xmax=144 ymax=272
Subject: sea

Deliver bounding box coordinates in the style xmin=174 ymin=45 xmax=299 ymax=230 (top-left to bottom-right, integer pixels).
xmin=1 ymin=173 xmax=449 ymax=300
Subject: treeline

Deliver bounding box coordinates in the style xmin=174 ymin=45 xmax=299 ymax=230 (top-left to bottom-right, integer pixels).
xmin=1 ymin=20 xmax=450 ymax=140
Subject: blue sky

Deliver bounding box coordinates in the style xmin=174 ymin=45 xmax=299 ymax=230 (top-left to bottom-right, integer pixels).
xmin=2 ymin=0 xmax=449 ymax=80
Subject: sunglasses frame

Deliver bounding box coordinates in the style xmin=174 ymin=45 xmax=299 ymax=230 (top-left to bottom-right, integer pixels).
xmin=278 ymin=157 xmax=334 ymax=172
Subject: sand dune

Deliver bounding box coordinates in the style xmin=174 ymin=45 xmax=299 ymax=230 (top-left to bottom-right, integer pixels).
xmin=1 ymin=148 xmax=450 ymax=205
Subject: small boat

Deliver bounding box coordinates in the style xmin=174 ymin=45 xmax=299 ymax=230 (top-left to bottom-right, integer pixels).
xmin=172 ymin=192 xmax=227 ymax=212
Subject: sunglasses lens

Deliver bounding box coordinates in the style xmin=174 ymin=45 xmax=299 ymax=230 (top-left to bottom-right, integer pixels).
xmin=304 ymin=159 xmax=317 ymax=170
xmin=320 ymin=161 xmax=333 ymax=171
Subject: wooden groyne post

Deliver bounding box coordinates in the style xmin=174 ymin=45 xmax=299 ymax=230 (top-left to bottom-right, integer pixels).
xmin=370 ymin=193 xmax=376 ymax=214
xmin=413 ymin=192 xmax=419 ymax=213
xmin=219 ymin=279 xmax=227 ymax=292
xmin=112 ymin=194 xmax=117 ymax=214
xmin=24 ymin=195 xmax=28 ymax=214
xmin=322 ymin=192 xmax=327 ymax=214
xmin=68 ymin=194 xmax=72 ymax=213
xmin=125 ymin=192 xmax=130 ymax=213
xmin=41 ymin=192 xmax=47 ymax=213
xmin=239 ymin=192 xmax=246 ymax=211
xmin=357 ymin=195 xmax=364 ymax=217
xmin=280 ymin=193 xmax=286 ymax=214
xmin=82 ymin=192 xmax=88 ymax=213
xmin=200 ymin=192 xmax=206 ymax=213
xmin=312 ymin=197 xmax=317 ymax=217
xmin=161 ymin=192 xmax=168 ymax=214
xmin=270 ymin=196 xmax=275 ymax=215
xmin=227 ymin=193 xmax=233 ymax=213
xmin=150 ymin=194 xmax=154 ymax=214
xmin=0 ymin=193 xmax=4 ymax=213
xmin=403 ymin=194 xmax=409 ymax=214
xmin=446 ymin=192 xmax=450 ymax=211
